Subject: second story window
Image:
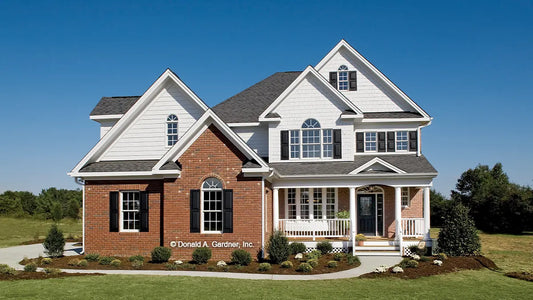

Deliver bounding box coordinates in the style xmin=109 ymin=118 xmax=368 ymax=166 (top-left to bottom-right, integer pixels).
xmin=287 ymin=119 xmax=335 ymax=159
xmin=302 ymin=119 xmax=321 ymax=158
xmin=365 ymin=132 xmax=377 ymax=152
xmin=166 ymin=114 xmax=178 ymax=146
xmin=396 ymin=131 xmax=408 ymax=151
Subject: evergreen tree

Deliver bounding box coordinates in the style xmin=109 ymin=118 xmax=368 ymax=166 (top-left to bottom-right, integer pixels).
xmin=438 ymin=203 xmax=481 ymax=256
xmin=43 ymin=224 xmax=65 ymax=257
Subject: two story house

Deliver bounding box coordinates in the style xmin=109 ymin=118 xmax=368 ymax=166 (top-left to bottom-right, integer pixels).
xmin=69 ymin=40 xmax=437 ymax=259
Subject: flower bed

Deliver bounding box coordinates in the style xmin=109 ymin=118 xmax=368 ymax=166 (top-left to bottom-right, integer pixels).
xmin=0 ymin=271 xmax=102 ymax=281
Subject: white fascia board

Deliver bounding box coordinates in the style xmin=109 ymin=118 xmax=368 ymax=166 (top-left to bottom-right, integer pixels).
xmin=340 ymin=114 xmax=359 ymax=120
xmin=242 ymin=167 xmax=271 ymax=173
xmin=315 ymin=40 xmax=430 ymax=119
xmin=277 ymin=173 xmax=438 ymax=179
xmin=89 ymin=114 xmax=124 ymax=120
xmin=258 ymin=66 xmax=363 ymax=121
xmin=68 ymin=171 xmax=180 ymax=178
xmin=349 ymin=157 xmax=406 ymax=174
xmin=227 ymin=122 xmax=260 ymax=127
xmin=70 ymin=69 xmax=208 ymax=174
xmin=259 ymin=118 xmax=281 ymax=122
xmin=361 ymin=118 xmax=431 ymax=123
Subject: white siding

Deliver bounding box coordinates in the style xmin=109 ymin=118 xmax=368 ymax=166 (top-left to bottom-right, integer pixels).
xmin=232 ymin=125 xmax=269 ymax=157
xmin=101 ymin=83 xmax=205 ymax=160
xmin=98 ymin=120 xmax=117 ymax=138
xmin=268 ymin=74 xmax=355 ymax=162
xmin=316 ymin=47 xmax=414 ymax=112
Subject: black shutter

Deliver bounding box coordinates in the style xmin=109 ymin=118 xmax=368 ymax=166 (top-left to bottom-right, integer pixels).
xmin=280 ymin=130 xmax=289 ymax=160
xmin=409 ymin=131 xmax=418 ymax=152
xmin=378 ymin=132 xmax=386 ymax=152
xmin=140 ymin=191 xmax=149 ymax=232
xmin=223 ymin=189 xmax=233 ymax=233
xmin=387 ymin=132 xmax=396 ymax=152
xmin=109 ymin=192 xmax=119 ymax=232
xmin=329 ymin=72 xmax=337 ymax=88
xmin=349 ymin=71 xmax=357 ymax=91
xmin=356 ymin=132 xmax=364 ymax=153
xmin=333 ymin=129 xmax=342 ymax=159
xmin=190 ymin=190 xmax=200 ymax=233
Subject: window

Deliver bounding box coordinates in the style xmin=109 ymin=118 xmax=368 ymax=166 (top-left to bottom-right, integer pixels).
xmin=401 ymin=187 xmax=410 ymax=207
xmin=287 ymin=188 xmax=297 ymax=219
xmin=121 ymin=191 xmax=140 ymax=231
xmin=365 ymin=132 xmax=377 ymax=152
xmin=285 ymin=188 xmax=337 ymax=219
xmin=322 ymin=129 xmax=333 ymax=158
xmin=338 ymin=65 xmax=348 ymax=91
xmin=290 ymin=130 xmax=300 ymax=158
xmin=166 ymin=114 xmax=178 ymax=146
xmin=289 ymin=119 xmax=334 ymax=159
xmin=201 ymin=178 xmax=223 ymax=232
xmin=396 ymin=131 xmax=408 ymax=151
xmin=300 ymin=188 xmax=310 ymax=219
xmin=326 ymin=188 xmax=336 ymax=219
xmin=313 ymin=189 xmax=323 ymax=219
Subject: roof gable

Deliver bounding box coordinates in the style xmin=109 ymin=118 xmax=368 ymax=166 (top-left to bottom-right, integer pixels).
xmin=349 ymin=157 xmax=406 ymax=174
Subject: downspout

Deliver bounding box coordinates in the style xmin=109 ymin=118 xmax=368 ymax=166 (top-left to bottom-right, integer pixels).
xmin=418 ymin=119 xmax=432 ymax=157
xmin=261 ymin=176 xmax=265 ymax=259
xmin=74 ymin=177 xmax=85 ymax=254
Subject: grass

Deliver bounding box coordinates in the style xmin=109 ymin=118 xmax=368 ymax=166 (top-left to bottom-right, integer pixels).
xmin=0 ymin=217 xmax=81 ymax=248
xmin=0 ymin=270 xmax=531 ymax=299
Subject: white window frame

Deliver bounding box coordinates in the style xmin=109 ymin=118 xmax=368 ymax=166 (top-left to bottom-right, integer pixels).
xmin=119 ymin=191 xmax=140 ymax=232
xmin=337 ymin=65 xmax=349 ymax=91
xmin=401 ymin=187 xmax=410 ymax=207
xmin=289 ymin=119 xmax=334 ymax=160
xmin=201 ymin=178 xmax=223 ymax=234
xmin=285 ymin=188 xmax=338 ymax=220
xmin=166 ymin=114 xmax=178 ymax=147
xmin=396 ymin=131 xmax=408 ymax=152
xmin=364 ymin=132 xmax=377 ymax=152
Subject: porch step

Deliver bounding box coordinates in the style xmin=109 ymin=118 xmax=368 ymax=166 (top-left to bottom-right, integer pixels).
xmin=354 ymin=246 xmax=398 ymax=251
xmin=355 ymin=250 xmax=402 ymax=256
xmin=361 ymin=240 xmax=398 ymax=246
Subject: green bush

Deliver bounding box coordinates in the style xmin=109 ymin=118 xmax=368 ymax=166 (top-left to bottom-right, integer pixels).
xmin=267 ymin=230 xmax=289 ymax=264
xmin=420 ymin=256 xmax=431 ymax=262
xmin=207 ymin=265 xmax=215 ymax=271
xmin=289 ymin=242 xmax=307 ymax=255
xmin=165 ymin=263 xmax=179 ymax=270
xmin=316 ymin=241 xmax=333 ymax=255
xmin=151 ymin=247 xmax=172 ymax=263
xmin=43 ymin=224 xmax=65 ymax=257
xmin=131 ymin=260 xmax=143 ymax=269
xmin=306 ymin=250 xmax=321 ymax=261
xmin=85 ymin=253 xmax=100 ymax=262
xmin=280 ymin=261 xmax=293 ymax=268
xmin=334 ymin=253 xmax=345 ymax=261
xmin=41 ymin=257 xmax=52 ymax=265
xmin=438 ymin=203 xmax=481 ymax=256
xmin=258 ymin=262 xmax=271 ymax=272
xmin=0 ymin=264 xmax=16 ymax=275
xmin=192 ymin=247 xmax=212 ymax=264
xmin=346 ymin=254 xmax=360 ymax=265
xmin=407 ymin=260 xmax=419 ymax=268
xmin=24 ymin=263 xmax=37 ymax=272
xmin=408 ymin=245 xmax=426 ymax=256
xmin=43 ymin=268 xmax=61 ymax=275
xmin=231 ymin=249 xmax=252 ymax=266
xmin=307 ymin=259 xmax=318 ymax=268
xmin=327 ymin=260 xmax=338 ymax=268
xmin=98 ymin=256 xmax=114 ymax=265
xmin=399 ymin=258 xmax=410 ymax=268
xmin=297 ymin=262 xmax=313 ymax=272
xmin=67 ymin=258 xmax=80 ymax=266
xmin=437 ymin=253 xmax=448 ymax=260
xmin=78 ymin=260 xmax=88 ymax=267
xmin=129 ymin=255 xmax=145 ymax=262
xmin=110 ymin=259 xmax=121 ymax=267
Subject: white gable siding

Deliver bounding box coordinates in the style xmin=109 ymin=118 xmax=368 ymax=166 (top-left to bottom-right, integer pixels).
xmin=268 ymin=74 xmax=355 ymax=162
xmin=317 ymin=48 xmax=413 ymax=113
xmin=232 ymin=125 xmax=268 ymax=157
xmin=99 ymin=120 xmax=117 ymax=138
xmin=101 ymin=83 xmax=204 ymax=160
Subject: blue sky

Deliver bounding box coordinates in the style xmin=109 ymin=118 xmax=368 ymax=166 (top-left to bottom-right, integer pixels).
xmin=0 ymin=0 xmax=532 ymax=196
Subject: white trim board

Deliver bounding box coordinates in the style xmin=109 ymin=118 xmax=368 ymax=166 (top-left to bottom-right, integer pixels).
xmin=350 ymin=157 xmax=406 ymax=174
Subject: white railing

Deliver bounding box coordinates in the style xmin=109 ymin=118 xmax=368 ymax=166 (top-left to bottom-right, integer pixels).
xmin=401 ymin=218 xmax=425 ymax=237
xmin=279 ymin=219 xmax=350 ymax=241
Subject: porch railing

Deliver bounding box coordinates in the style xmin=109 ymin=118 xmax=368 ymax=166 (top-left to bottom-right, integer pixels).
xmin=279 ymin=219 xmax=350 ymax=240
xmin=401 ymin=218 xmax=425 ymax=237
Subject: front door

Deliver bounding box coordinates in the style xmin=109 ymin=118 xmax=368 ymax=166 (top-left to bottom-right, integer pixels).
xmin=357 ymin=194 xmax=376 ymax=236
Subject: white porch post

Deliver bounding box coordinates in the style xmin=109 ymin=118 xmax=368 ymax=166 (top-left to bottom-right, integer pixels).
xmin=423 ymin=187 xmax=431 ymax=240
xmin=394 ymin=187 xmax=403 ymax=247
xmin=273 ymin=188 xmax=279 ymax=231
xmin=349 ymin=187 xmax=356 ymax=255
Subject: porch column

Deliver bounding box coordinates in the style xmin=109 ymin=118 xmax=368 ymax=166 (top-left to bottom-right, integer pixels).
xmin=349 ymin=187 xmax=356 ymax=254
xmin=273 ymin=188 xmax=279 ymax=231
xmin=423 ymin=187 xmax=431 ymax=240
xmin=394 ymin=187 xmax=402 ymax=241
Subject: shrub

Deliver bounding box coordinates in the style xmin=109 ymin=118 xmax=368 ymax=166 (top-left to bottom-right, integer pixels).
xmin=207 ymin=265 xmax=215 ymax=271
xmin=41 ymin=258 xmax=52 ymax=265
xmin=289 ymin=242 xmax=307 ymax=255
xmin=407 ymin=260 xmax=419 ymax=268
xmin=399 ymin=258 xmax=411 ymax=269
xmin=151 ymin=247 xmax=172 ymax=263
xmin=43 ymin=224 xmax=65 ymax=257
xmin=78 ymin=259 xmax=88 ymax=267
xmin=267 ymin=230 xmax=289 ymax=264
xmin=437 ymin=253 xmax=448 ymax=260
xmin=297 ymin=262 xmax=313 ymax=272
xmin=68 ymin=258 xmax=80 ymax=266
xmin=280 ymin=261 xmax=293 ymax=268
xmin=165 ymin=263 xmax=179 ymax=270
xmin=192 ymin=247 xmax=212 ymax=264
xmin=24 ymin=263 xmax=37 ymax=272
xmin=129 ymin=255 xmax=145 ymax=262
xmin=306 ymin=250 xmax=321 ymax=261
xmin=334 ymin=253 xmax=345 ymax=261
xmin=346 ymin=254 xmax=360 ymax=265
xmin=327 ymin=261 xmax=338 ymax=268
xmin=355 ymin=233 xmax=367 ymax=241
xmin=258 ymin=262 xmax=271 ymax=272
xmin=316 ymin=241 xmax=333 ymax=255
xmin=438 ymin=203 xmax=481 ymax=256
xmin=131 ymin=260 xmax=143 ymax=269
xmin=110 ymin=259 xmax=121 ymax=267
xmin=231 ymin=249 xmax=252 ymax=266
xmin=307 ymin=259 xmax=319 ymax=268
xmin=0 ymin=264 xmax=16 ymax=275
xmin=98 ymin=256 xmax=114 ymax=265
xmin=182 ymin=263 xmax=196 ymax=270
xmin=85 ymin=253 xmax=100 ymax=262
xmin=420 ymin=256 xmax=431 ymax=262
xmin=408 ymin=245 xmax=426 ymax=256
xmin=44 ymin=268 xmax=61 ymax=275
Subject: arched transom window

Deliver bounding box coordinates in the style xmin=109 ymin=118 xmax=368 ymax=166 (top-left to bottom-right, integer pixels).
xmin=289 ymin=118 xmax=333 ymax=159
xmin=201 ymin=178 xmax=223 ymax=232
xmin=166 ymin=114 xmax=178 ymax=146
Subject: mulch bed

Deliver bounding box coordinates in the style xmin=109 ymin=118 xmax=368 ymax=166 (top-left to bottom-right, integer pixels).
xmin=0 ymin=272 xmax=103 ymax=281
xmin=22 ymin=253 xmax=360 ymax=275
xmin=360 ymin=256 xmax=498 ymax=279
xmin=505 ymin=272 xmax=533 ymax=282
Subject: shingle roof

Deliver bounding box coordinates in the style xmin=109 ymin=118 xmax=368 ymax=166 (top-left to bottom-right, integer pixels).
xmin=269 ymin=155 xmax=437 ymax=176
xmin=80 ymin=160 xmax=180 ymax=173
xmin=90 ymin=96 xmax=141 ymax=116
xmin=363 ymin=112 xmax=423 ymax=119
xmin=213 ymin=72 xmax=302 ymax=123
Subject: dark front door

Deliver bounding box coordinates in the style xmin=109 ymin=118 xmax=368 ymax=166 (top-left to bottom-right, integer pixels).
xmin=358 ymin=194 xmax=376 ymax=236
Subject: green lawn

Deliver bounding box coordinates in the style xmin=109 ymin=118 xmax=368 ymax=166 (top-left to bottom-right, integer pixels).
xmin=0 ymin=217 xmax=81 ymax=248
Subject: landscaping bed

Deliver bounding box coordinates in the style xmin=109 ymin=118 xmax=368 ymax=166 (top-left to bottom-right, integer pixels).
xmin=0 ymin=271 xmax=102 ymax=281
xmin=505 ymin=271 xmax=533 ymax=282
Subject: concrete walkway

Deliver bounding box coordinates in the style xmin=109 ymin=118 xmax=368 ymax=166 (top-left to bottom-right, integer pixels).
xmin=0 ymin=243 xmax=401 ymax=280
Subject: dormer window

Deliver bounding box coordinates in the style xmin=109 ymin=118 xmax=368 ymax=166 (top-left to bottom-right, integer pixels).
xmin=166 ymin=114 xmax=178 ymax=146
xmin=338 ymin=65 xmax=349 ymax=91
xmin=329 ymin=66 xmax=357 ymax=91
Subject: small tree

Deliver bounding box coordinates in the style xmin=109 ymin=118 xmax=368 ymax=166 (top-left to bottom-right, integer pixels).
xmin=51 ymin=202 xmax=63 ymax=222
xmin=43 ymin=224 xmax=65 ymax=257
xmin=438 ymin=203 xmax=481 ymax=256
xmin=267 ymin=230 xmax=289 ymax=264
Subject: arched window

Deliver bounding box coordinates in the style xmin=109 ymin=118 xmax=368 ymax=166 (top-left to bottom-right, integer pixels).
xmin=301 ymin=119 xmax=321 ymax=158
xmin=289 ymin=118 xmax=333 ymax=159
xmin=166 ymin=114 xmax=178 ymax=146
xmin=338 ymin=65 xmax=349 ymax=90
xmin=201 ymin=178 xmax=223 ymax=232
